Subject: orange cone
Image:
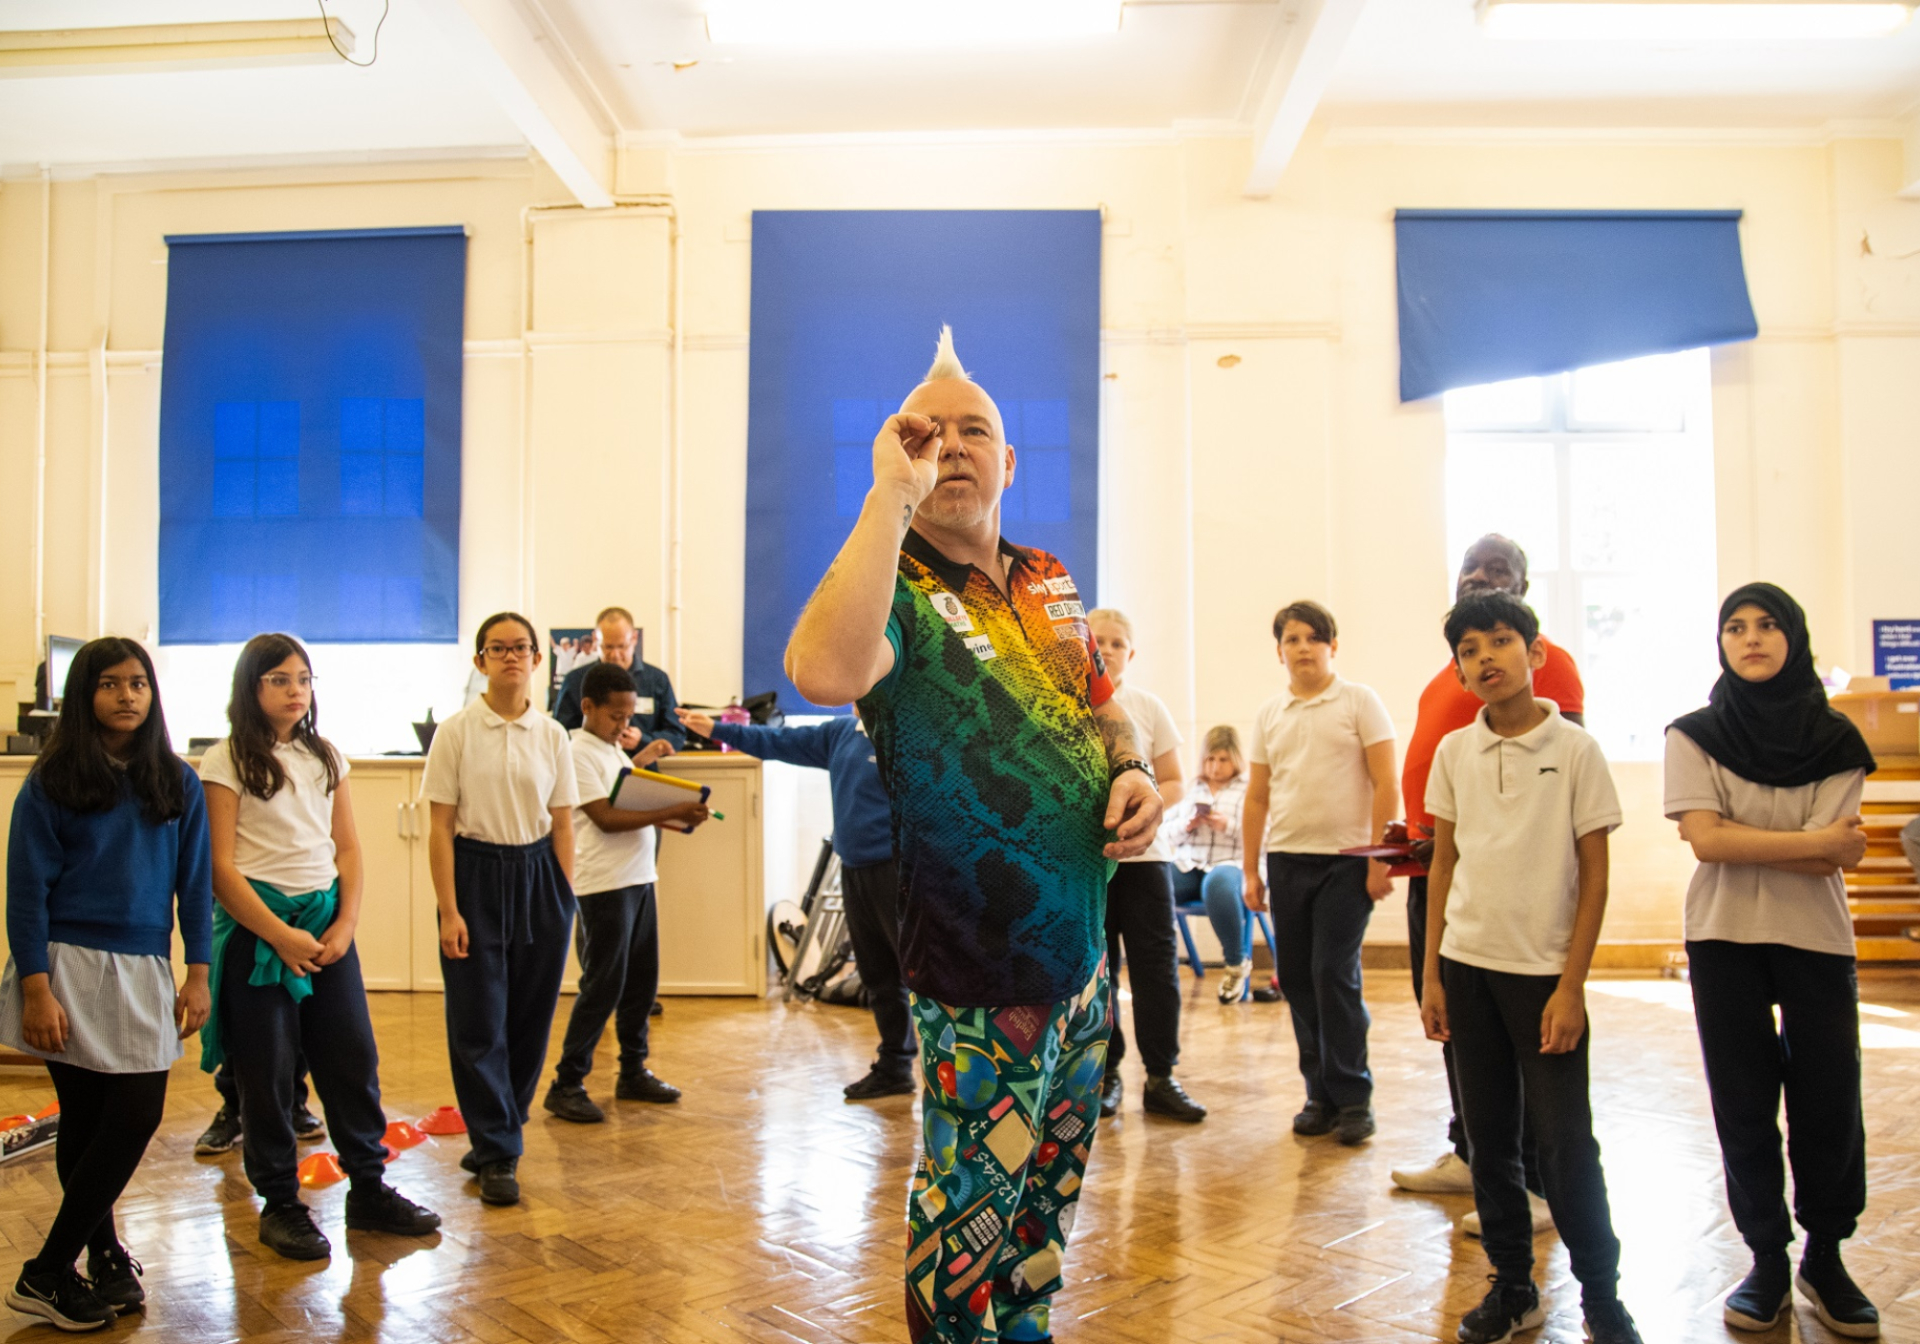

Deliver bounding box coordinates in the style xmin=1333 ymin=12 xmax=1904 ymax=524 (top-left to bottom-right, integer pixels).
xmin=416 ymin=1106 xmax=466 ymax=1135
xmin=32 ymin=1102 xmax=58 ymax=1120
xmin=383 ymin=1120 xmax=427 ymax=1150
xmin=0 ymin=1115 xmax=27 ymax=1133
xmin=297 ymin=1152 xmax=345 ymax=1188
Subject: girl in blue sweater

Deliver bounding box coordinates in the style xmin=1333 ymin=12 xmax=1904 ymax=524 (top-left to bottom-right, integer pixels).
xmin=1 ymin=638 xmax=214 ymax=1331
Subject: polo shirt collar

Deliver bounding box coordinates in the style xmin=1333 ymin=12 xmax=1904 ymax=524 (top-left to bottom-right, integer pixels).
xmin=1287 ymin=674 xmax=1346 ymax=709
xmin=902 ymin=527 xmax=1028 ymax=593
xmin=1471 ymin=698 xmax=1562 ymax=753
xmin=473 ymin=697 xmax=536 ymax=731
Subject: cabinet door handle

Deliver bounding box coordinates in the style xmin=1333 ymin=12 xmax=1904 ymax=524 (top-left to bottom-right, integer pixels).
xmin=398 ymin=802 xmax=411 ymax=840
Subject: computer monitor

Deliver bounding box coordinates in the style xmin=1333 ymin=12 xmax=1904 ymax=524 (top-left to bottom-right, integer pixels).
xmin=43 ymin=635 xmax=82 ymax=711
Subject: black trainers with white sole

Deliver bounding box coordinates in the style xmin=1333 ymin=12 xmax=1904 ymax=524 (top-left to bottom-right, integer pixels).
xmin=1456 ymin=1275 xmax=1545 ymax=1344
xmin=7 ymin=1263 xmax=116 ymax=1332
xmin=194 ymin=1105 xmax=242 ymax=1155
xmin=1796 ymin=1238 xmax=1880 ymax=1338
xmin=84 ymin=1244 xmax=144 ymax=1312
xmin=1723 ymin=1252 xmax=1790 ymax=1332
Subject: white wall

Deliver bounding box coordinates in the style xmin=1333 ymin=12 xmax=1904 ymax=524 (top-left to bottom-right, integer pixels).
xmin=5 ymin=122 xmax=1919 ymax=938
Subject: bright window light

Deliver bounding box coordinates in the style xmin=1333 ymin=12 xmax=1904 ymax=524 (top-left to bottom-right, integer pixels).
xmin=1479 ymin=0 xmax=1913 ymax=39
xmin=705 ymin=0 xmax=1125 ymax=47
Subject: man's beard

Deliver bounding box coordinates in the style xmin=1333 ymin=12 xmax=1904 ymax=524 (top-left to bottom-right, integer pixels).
xmin=918 ymin=481 xmax=993 ymax=531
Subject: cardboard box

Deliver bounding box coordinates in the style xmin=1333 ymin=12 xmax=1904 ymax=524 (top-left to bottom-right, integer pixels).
xmin=1832 ymin=684 xmax=1920 ymax=759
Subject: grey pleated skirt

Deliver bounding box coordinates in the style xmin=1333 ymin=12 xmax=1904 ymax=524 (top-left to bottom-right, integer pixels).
xmin=0 ymin=943 xmax=183 ymax=1074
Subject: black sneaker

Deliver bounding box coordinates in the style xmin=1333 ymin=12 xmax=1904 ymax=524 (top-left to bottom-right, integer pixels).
xmin=291 ymin=1108 xmax=326 ymax=1143
xmin=649 ymin=999 xmax=664 ymax=1017
xmin=1582 ymin=1299 xmax=1644 ymax=1344
xmin=843 ymin=1065 xmax=916 ymax=1101
xmin=1723 ymin=1252 xmax=1790 ymax=1331
xmin=194 ymin=1105 xmax=242 ymax=1155
xmin=1098 ymin=1072 xmax=1122 ymax=1118
xmin=259 ymin=1200 xmax=331 ymax=1261
xmin=1141 ymin=1075 xmax=1207 ymax=1123
xmin=476 ymin=1158 xmax=520 ymax=1207
xmin=84 ymin=1244 xmax=143 ymax=1312
xmin=1457 ymin=1275 xmax=1544 ymax=1344
xmin=1796 ymin=1238 xmax=1880 ymax=1338
xmin=1251 ymin=982 xmax=1285 ymax=1003
xmin=7 ymin=1263 xmax=115 ymax=1332
xmin=459 ymin=1149 xmax=482 ymax=1175
xmin=615 ymin=1070 xmax=681 ymax=1104
xmin=542 ymin=1082 xmax=606 ymax=1124
xmin=1292 ymin=1100 xmax=1337 ymax=1136
xmin=345 ymin=1182 xmax=442 ymax=1236
xmin=1335 ymin=1105 xmax=1377 ymax=1146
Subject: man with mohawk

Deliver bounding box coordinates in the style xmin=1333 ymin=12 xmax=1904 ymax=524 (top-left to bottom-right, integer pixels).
xmin=788 ymin=328 xmax=1160 ymax=1343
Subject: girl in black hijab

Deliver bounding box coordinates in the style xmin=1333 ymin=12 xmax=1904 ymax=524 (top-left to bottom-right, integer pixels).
xmin=1664 ymin=582 xmax=1879 ymax=1339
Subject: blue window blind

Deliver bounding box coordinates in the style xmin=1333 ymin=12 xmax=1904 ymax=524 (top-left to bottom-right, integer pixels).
xmin=158 ymin=226 xmax=466 ymax=643
xmin=747 ymin=210 xmax=1102 ymax=712
xmin=1395 ymin=209 xmax=1759 ymax=402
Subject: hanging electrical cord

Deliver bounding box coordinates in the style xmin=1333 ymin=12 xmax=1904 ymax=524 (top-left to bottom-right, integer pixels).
xmin=318 ymin=0 xmax=389 ymax=67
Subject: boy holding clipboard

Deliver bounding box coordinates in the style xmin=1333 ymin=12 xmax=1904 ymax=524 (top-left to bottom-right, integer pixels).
xmin=543 ymin=664 xmax=710 ymax=1124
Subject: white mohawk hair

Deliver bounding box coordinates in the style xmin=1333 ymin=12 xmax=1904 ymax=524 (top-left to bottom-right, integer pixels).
xmin=923 ymin=325 xmax=973 ymax=383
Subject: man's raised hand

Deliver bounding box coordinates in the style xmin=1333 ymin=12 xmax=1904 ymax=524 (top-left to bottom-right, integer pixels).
xmin=873 ymin=412 xmax=942 ymax=514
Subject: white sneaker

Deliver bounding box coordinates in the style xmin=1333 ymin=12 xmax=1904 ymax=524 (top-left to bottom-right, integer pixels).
xmin=1461 ymin=1192 xmax=1555 ymax=1238
xmin=1217 ymin=961 xmax=1251 ymax=1004
xmin=1390 ymin=1150 xmax=1475 ymax=1194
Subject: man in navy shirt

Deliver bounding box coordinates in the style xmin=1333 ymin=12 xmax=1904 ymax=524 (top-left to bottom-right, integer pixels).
xmin=554 ymin=607 xmax=686 ymax=756
xmin=678 ymin=706 xmax=911 ymax=1098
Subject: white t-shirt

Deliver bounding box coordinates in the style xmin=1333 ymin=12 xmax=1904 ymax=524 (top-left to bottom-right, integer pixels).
xmin=1663 ymin=729 xmax=1863 ymax=957
xmin=1427 ymin=702 xmax=1623 ymax=976
xmin=1112 ymin=683 xmax=1182 ymax=864
xmin=1249 ymin=676 xmax=1395 ymax=854
xmin=570 ymin=728 xmax=658 ymax=896
xmin=422 ymin=697 xmax=580 ymax=846
xmin=197 ymin=738 xmax=348 ymax=895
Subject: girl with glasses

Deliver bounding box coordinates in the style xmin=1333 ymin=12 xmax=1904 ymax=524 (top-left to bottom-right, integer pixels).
xmin=422 ymin=613 xmax=579 ymax=1207
xmin=196 ymin=633 xmax=440 ymax=1261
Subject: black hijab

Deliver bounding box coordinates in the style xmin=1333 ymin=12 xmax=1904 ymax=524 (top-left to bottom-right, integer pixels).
xmin=1669 ymin=582 xmax=1876 ymax=788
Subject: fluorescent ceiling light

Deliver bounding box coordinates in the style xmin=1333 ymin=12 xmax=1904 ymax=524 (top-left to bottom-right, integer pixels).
xmin=1478 ymin=0 xmax=1913 ymax=38
xmin=704 ymin=0 xmax=1125 ymax=47
xmin=0 ymin=19 xmax=354 ymax=76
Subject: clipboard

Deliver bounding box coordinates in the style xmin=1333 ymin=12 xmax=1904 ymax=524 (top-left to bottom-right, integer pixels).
xmin=608 ymin=767 xmax=709 ymax=833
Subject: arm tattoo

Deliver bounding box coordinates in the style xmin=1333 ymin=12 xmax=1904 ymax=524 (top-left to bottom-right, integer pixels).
xmin=1096 ymin=705 xmax=1141 ymax=768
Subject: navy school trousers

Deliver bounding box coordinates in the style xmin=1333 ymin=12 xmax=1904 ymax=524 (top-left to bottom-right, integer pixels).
xmin=441 ymin=835 xmax=576 ymax=1165
xmin=220 ymin=923 xmax=388 ymax=1205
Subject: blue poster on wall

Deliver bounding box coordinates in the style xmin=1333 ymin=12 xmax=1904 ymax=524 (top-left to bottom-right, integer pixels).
xmin=158 ymin=226 xmax=466 ymax=645
xmin=745 ymin=210 xmax=1102 ymax=712
xmin=1874 ymin=620 xmax=1920 ymax=689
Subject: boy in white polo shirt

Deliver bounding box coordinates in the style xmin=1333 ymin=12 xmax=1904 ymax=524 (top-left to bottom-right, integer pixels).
xmin=1242 ymin=599 xmax=1398 ymax=1147
xmin=1418 ymin=592 xmax=1640 ymax=1344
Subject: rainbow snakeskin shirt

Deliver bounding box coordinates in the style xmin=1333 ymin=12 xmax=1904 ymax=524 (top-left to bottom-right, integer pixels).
xmin=858 ymin=529 xmax=1116 ymax=1008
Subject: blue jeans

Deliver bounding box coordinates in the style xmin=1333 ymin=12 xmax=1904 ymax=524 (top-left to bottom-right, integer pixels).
xmin=1173 ymin=866 xmax=1250 ymax=963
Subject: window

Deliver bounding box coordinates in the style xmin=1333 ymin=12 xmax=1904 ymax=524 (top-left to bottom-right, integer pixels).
xmin=1444 ymin=349 xmax=1719 ymax=760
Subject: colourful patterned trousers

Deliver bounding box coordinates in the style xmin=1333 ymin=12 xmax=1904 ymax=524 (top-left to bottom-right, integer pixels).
xmin=905 ymin=967 xmax=1111 ymax=1344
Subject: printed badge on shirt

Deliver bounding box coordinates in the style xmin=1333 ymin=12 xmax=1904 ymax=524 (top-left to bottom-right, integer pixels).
xmin=1044 ymin=599 xmax=1086 ymax=622
xmin=929 ymin=590 xmax=974 ymax=633
xmin=964 ymin=633 xmax=996 ymax=661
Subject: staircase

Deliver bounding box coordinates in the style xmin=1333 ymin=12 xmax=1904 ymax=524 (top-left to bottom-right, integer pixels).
xmin=1850 ymin=756 xmax=1920 ymax=961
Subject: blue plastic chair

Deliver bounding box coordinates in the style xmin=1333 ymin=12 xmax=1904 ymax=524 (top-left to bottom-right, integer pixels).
xmin=1173 ymin=899 xmax=1278 ymax=999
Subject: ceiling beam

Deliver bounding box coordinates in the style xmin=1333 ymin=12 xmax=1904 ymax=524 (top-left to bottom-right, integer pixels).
xmin=1242 ymin=0 xmax=1371 ymax=198
xmin=0 ymin=19 xmax=352 ymax=76
xmin=414 ymin=0 xmax=615 ymax=208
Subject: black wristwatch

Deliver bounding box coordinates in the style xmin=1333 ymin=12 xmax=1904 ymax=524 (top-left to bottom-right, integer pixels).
xmin=1109 ymin=759 xmax=1156 ymax=787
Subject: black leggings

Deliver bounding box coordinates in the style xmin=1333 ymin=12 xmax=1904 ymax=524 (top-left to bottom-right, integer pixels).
xmin=35 ymin=1061 xmax=170 ymax=1271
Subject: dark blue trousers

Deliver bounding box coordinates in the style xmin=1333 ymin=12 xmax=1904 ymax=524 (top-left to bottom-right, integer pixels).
xmin=555 ymin=883 xmax=659 ymax=1086
xmin=1268 ymin=852 xmax=1374 ymax=1109
xmin=220 ymin=924 xmax=389 ymax=1204
xmin=214 ymin=1057 xmax=309 ymax=1116
xmin=1442 ymin=956 xmax=1621 ymax=1304
xmin=441 ymin=836 xmax=576 ymax=1165
xmin=836 ymin=858 xmax=917 ymax=1075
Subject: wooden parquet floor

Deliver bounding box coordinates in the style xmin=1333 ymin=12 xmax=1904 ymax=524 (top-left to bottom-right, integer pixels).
xmin=4 ymin=968 xmax=1919 ymax=1343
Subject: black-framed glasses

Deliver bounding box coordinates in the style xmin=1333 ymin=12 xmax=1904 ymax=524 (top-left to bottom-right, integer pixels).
xmin=483 ymin=642 xmax=537 ymax=661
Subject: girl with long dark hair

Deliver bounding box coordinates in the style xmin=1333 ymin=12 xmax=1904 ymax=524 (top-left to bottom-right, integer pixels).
xmin=1 ymin=638 xmax=213 ymax=1330
xmin=196 ymin=634 xmax=439 ymax=1262
xmin=1666 ymin=583 xmax=1880 ymax=1338
xmin=422 ymin=613 xmax=578 ymax=1207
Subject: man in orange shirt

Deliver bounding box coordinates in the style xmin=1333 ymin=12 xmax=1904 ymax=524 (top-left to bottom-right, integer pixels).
xmin=1390 ymin=536 xmax=1586 ymax=1224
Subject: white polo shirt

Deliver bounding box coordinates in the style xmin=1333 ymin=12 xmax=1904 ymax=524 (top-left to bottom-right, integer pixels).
xmin=422 ymin=696 xmax=580 ymax=846
xmin=570 ymin=727 xmax=658 ymax=896
xmin=1427 ymin=701 xmax=1622 ymax=976
xmin=1250 ymin=675 xmax=1395 ymax=854
xmin=198 ymin=738 xmax=347 ymax=894
xmin=1112 ymin=682 xmax=1182 ymax=864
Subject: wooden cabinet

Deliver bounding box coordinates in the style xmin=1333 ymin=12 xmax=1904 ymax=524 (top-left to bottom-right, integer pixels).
xmin=0 ymin=751 xmax=770 ymax=997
